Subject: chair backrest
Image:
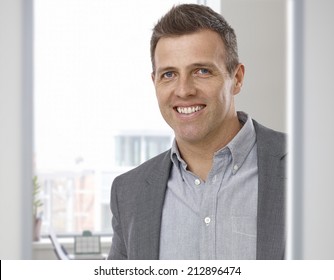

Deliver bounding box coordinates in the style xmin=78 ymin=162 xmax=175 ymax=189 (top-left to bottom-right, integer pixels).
xmin=74 ymin=231 xmax=101 ymax=255
xmin=48 ymin=230 xmax=70 ymax=260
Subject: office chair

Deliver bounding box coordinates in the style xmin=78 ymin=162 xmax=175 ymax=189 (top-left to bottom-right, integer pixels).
xmin=74 ymin=230 xmax=107 ymax=259
xmin=48 ymin=230 xmax=74 ymax=260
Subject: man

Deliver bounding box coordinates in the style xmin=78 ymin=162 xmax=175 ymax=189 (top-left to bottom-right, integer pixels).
xmin=108 ymin=4 xmax=286 ymax=260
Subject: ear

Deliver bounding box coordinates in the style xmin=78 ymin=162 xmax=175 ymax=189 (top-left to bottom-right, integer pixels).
xmin=151 ymin=72 xmax=155 ymax=83
xmin=232 ymin=64 xmax=245 ymax=95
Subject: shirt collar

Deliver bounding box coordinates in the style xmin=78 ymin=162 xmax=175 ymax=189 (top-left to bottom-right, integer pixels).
xmin=171 ymin=139 xmax=187 ymax=170
xmin=224 ymin=111 xmax=256 ymax=174
xmin=170 ymin=111 xmax=256 ymax=175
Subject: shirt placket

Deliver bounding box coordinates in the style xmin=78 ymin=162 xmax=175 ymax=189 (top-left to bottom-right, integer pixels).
xmin=199 ymin=151 xmax=229 ymax=259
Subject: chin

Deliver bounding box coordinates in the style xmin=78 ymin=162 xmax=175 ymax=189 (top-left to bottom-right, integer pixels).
xmin=176 ymin=132 xmax=206 ymax=144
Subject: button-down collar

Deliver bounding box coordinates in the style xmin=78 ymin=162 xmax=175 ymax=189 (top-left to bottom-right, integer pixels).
xmin=171 ymin=111 xmax=256 ymax=176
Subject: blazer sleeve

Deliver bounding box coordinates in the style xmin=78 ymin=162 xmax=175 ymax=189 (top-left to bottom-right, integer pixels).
xmin=107 ymin=177 xmax=128 ymax=260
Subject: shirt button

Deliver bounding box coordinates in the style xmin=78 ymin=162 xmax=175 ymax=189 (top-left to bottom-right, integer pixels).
xmin=233 ymin=164 xmax=239 ymax=171
xmin=194 ymin=179 xmax=201 ymax=186
xmin=204 ymin=217 xmax=211 ymax=225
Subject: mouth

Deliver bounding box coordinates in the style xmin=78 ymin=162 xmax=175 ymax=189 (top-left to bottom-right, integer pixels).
xmin=175 ymin=105 xmax=206 ymax=115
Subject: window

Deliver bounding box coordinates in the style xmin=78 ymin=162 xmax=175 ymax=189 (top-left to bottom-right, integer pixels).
xmin=34 ymin=0 xmax=220 ymax=235
xmin=115 ymin=135 xmax=171 ymax=167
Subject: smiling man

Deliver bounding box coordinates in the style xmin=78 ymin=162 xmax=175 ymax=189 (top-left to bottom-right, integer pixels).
xmin=108 ymin=4 xmax=286 ymax=260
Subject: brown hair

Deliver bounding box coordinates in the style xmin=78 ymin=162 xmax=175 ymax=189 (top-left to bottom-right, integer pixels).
xmin=150 ymin=4 xmax=239 ymax=75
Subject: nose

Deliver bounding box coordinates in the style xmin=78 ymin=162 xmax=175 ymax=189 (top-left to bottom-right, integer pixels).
xmin=175 ymin=75 xmax=196 ymax=98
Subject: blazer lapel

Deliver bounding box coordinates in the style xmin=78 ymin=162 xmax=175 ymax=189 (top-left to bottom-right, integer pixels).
xmin=133 ymin=151 xmax=172 ymax=259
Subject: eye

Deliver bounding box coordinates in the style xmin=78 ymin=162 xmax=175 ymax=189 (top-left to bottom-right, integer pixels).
xmin=196 ymin=68 xmax=210 ymax=75
xmin=162 ymin=71 xmax=175 ymax=79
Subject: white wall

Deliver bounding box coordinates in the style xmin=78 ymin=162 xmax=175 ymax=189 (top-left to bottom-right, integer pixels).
xmin=302 ymin=0 xmax=334 ymax=259
xmin=288 ymin=0 xmax=334 ymax=259
xmin=220 ymin=0 xmax=286 ymax=132
xmin=0 ymin=0 xmax=33 ymax=259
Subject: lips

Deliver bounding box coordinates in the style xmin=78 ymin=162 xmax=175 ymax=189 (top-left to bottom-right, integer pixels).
xmin=175 ymin=105 xmax=205 ymax=115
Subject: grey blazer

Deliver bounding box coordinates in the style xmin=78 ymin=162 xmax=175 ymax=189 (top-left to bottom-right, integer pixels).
xmin=108 ymin=120 xmax=287 ymax=260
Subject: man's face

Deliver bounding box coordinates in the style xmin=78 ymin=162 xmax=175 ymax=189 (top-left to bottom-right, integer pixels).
xmin=152 ymin=29 xmax=244 ymax=146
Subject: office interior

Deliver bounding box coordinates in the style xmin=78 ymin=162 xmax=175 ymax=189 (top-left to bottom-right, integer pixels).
xmin=1 ymin=0 xmax=334 ymax=259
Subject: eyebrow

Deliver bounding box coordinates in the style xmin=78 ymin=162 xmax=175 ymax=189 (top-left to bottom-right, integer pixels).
xmin=191 ymin=62 xmax=217 ymax=69
xmin=155 ymin=62 xmax=218 ymax=75
xmin=155 ymin=66 xmax=177 ymax=76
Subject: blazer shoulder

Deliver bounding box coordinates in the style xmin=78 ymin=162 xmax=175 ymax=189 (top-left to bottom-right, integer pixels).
xmin=113 ymin=150 xmax=172 ymax=185
xmin=252 ymin=120 xmax=287 ymax=157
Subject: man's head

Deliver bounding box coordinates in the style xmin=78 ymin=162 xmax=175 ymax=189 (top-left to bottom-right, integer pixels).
xmin=150 ymin=4 xmax=244 ymax=148
xmin=150 ymin=4 xmax=239 ymax=76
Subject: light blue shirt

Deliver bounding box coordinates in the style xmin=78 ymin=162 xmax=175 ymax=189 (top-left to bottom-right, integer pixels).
xmin=159 ymin=112 xmax=258 ymax=259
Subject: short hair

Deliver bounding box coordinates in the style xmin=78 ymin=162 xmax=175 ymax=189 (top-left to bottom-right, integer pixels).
xmin=150 ymin=4 xmax=239 ymax=75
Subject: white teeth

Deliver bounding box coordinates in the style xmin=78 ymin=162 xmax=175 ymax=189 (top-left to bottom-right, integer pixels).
xmin=176 ymin=106 xmax=204 ymax=114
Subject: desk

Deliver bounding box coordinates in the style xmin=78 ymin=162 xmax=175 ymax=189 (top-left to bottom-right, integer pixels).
xmin=33 ymin=237 xmax=111 ymax=260
xmin=73 ymin=253 xmax=108 ymax=260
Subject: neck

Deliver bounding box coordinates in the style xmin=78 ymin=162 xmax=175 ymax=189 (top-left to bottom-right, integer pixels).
xmin=176 ymin=116 xmax=241 ymax=181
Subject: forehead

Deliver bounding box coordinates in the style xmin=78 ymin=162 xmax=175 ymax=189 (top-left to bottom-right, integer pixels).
xmin=154 ymin=29 xmax=226 ymax=70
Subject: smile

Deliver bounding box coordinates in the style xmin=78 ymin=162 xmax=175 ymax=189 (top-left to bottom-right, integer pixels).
xmin=175 ymin=105 xmax=205 ymax=115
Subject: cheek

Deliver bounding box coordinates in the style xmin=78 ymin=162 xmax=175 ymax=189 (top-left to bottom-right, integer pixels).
xmin=209 ymin=89 xmax=233 ymax=116
xmin=155 ymin=85 xmax=172 ymax=106
xmin=155 ymin=91 xmax=166 ymax=107
xmin=155 ymin=93 xmax=171 ymax=118
xmin=217 ymin=81 xmax=234 ymax=102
